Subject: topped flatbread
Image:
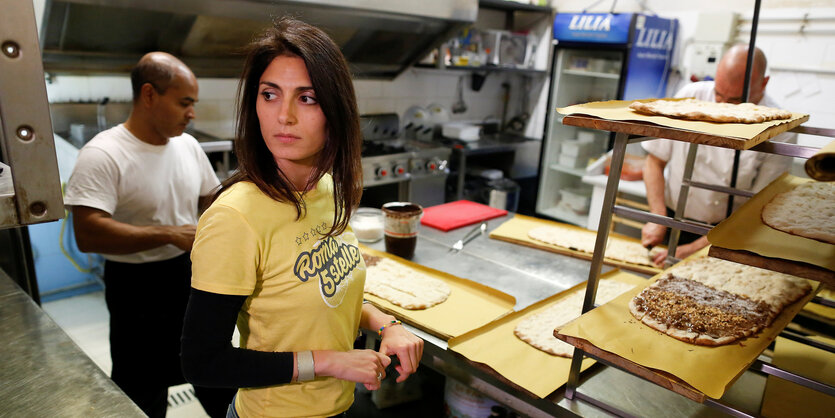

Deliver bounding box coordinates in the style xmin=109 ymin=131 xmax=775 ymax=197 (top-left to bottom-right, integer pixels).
xmin=629 ymin=256 xmax=812 ymax=346
xmin=761 ymin=181 xmax=835 ymax=245
xmin=629 ymin=98 xmax=792 ymax=124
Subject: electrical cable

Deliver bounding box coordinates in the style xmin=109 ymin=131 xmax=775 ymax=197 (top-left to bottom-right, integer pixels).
xmin=57 ymin=182 xmax=103 ymax=278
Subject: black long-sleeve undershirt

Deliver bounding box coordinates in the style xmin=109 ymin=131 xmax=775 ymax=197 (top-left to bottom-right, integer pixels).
xmin=181 ymin=288 xmax=294 ymax=388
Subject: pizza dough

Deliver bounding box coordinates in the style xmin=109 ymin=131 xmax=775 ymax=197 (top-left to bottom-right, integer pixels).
xmin=761 ymin=181 xmax=835 ymax=245
xmin=629 ymin=98 xmax=792 ymax=124
xmin=629 ymin=256 xmax=812 ymax=346
xmin=515 ymin=280 xmax=635 ymax=356
xmin=363 ymin=257 xmax=451 ymax=310
xmin=528 ymin=226 xmax=661 ymax=267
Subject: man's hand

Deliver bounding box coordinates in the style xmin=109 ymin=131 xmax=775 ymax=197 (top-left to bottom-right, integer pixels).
xmin=642 ymin=222 xmax=667 ymax=249
xmin=168 ymin=225 xmax=197 ymax=251
xmin=649 ymin=237 xmax=708 ymax=266
xmin=73 ymin=205 xmax=197 ymax=254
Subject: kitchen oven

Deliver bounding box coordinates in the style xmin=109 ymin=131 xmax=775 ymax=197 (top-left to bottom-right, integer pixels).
xmin=360 ymin=114 xmax=451 ymax=209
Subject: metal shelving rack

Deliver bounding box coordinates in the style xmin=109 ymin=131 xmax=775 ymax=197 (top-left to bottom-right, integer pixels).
xmin=557 ymin=114 xmax=835 ymax=416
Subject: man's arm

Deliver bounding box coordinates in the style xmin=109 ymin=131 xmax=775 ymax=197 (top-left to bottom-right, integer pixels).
xmin=72 ymin=205 xmax=196 ymax=254
xmin=641 ymin=153 xmax=669 ymax=248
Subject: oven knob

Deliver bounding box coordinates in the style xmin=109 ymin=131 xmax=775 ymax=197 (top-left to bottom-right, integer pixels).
xmin=374 ymin=166 xmax=388 ymax=178
xmin=426 ymin=161 xmax=437 ymax=171
xmin=392 ymin=164 xmax=406 ymax=177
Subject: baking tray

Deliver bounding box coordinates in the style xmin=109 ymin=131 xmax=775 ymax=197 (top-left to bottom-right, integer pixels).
xmin=555 ymin=249 xmax=820 ymax=400
xmin=447 ymin=270 xmax=647 ymax=398
xmin=707 ymin=173 xmax=835 ymax=284
xmin=359 ymin=245 xmax=515 ymax=340
xmin=558 ymin=99 xmax=809 ymax=149
xmin=489 ymin=214 xmax=663 ymax=275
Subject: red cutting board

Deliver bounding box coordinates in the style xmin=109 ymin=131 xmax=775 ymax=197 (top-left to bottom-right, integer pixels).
xmin=421 ymin=200 xmax=508 ymax=232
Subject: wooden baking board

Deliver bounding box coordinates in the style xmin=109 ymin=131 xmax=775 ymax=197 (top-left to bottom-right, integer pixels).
xmin=558 ymin=99 xmax=808 ymax=150
xmin=555 ymin=250 xmax=820 ymax=400
xmin=360 ymin=245 xmax=515 ymax=340
xmin=489 ymin=214 xmax=663 ymax=275
xmin=707 ymin=173 xmax=835 ymax=284
xmin=447 ymin=270 xmax=647 ymax=398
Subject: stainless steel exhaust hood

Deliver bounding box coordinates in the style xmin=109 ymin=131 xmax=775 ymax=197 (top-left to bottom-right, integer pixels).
xmin=40 ymin=0 xmax=477 ymax=79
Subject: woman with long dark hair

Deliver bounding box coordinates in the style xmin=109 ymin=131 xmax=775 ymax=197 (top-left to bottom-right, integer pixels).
xmin=181 ymin=17 xmax=423 ymax=417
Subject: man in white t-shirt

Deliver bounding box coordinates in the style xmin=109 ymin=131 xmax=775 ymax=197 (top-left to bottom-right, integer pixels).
xmin=64 ymin=52 xmax=233 ymax=417
xmin=641 ymin=44 xmax=796 ymax=266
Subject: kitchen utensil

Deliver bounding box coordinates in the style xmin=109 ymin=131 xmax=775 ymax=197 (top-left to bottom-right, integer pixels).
xmin=452 ymin=76 xmax=467 ymax=114
xmin=504 ymin=76 xmax=532 ymax=134
xmin=427 ymin=103 xmax=451 ymax=125
xmin=403 ymin=105 xmax=430 ymax=140
xmin=451 ymin=222 xmax=487 ymax=253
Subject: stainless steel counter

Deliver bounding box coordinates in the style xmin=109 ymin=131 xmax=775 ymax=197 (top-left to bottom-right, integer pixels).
xmin=0 ymin=269 xmax=144 ymax=417
xmin=364 ymin=213 xmax=766 ymax=417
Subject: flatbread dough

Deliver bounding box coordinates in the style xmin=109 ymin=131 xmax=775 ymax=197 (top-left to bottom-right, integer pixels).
xmin=528 ymin=226 xmax=661 ymax=267
xmin=629 ymin=98 xmax=792 ymax=124
xmin=761 ymin=181 xmax=835 ymax=245
xmin=515 ymin=280 xmax=635 ymax=356
xmin=630 ymin=256 xmax=812 ymax=346
xmin=364 ymin=257 xmax=451 ymax=310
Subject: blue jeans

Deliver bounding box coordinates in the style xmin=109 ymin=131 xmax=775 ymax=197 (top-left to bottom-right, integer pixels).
xmin=225 ymin=393 xmax=347 ymax=417
xmin=226 ymin=394 xmax=239 ymax=418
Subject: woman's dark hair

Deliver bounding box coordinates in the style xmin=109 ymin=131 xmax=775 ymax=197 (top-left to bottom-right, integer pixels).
xmin=217 ymin=17 xmax=362 ymax=237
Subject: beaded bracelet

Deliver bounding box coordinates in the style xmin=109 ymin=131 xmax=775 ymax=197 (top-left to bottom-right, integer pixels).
xmin=378 ymin=320 xmax=402 ymax=336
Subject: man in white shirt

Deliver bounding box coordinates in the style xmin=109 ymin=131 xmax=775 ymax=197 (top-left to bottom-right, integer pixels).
xmin=641 ymin=44 xmax=796 ymax=266
xmin=64 ymin=52 xmax=233 ymax=417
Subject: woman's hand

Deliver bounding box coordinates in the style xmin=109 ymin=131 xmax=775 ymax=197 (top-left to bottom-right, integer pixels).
xmin=379 ymin=324 xmax=424 ymax=383
xmin=313 ymin=349 xmax=391 ymax=391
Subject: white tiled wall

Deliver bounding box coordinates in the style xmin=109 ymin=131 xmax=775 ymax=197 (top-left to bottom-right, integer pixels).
xmin=45 ymin=69 xmax=543 ymax=140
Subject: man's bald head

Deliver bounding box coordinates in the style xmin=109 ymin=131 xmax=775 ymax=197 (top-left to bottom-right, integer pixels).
xmin=130 ymin=52 xmax=194 ymax=102
xmin=714 ymin=44 xmax=769 ymax=104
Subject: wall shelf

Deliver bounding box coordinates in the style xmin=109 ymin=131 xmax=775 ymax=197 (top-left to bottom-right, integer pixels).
xmin=562 ymin=69 xmax=620 ymax=79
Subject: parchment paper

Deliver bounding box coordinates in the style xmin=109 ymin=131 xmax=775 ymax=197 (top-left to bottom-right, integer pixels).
xmin=760 ymin=335 xmax=835 ymax=418
xmin=489 ymin=214 xmax=663 ymax=275
xmin=557 ymin=248 xmax=819 ymax=399
xmin=557 ymin=99 xmax=808 ymax=142
xmin=707 ymin=173 xmax=835 ymax=271
xmin=359 ymin=245 xmax=515 ymax=340
xmin=448 ymin=270 xmax=647 ymax=398
xmin=805 ymin=139 xmax=835 ymax=181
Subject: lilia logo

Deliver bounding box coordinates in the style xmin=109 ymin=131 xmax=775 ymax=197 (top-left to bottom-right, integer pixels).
xmin=293 ymin=235 xmax=362 ymax=307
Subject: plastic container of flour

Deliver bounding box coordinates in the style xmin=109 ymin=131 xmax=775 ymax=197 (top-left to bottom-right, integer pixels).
xmin=350 ymin=207 xmax=385 ymax=243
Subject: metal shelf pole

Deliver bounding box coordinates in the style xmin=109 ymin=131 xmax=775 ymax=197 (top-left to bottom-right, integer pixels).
xmin=565 ymin=131 xmax=629 ymax=398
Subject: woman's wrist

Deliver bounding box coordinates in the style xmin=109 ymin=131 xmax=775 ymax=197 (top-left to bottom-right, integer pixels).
xmin=311 ymin=350 xmax=331 ymax=378
xmin=378 ymin=319 xmax=403 ymax=336
xmin=297 ymin=350 xmax=315 ymax=381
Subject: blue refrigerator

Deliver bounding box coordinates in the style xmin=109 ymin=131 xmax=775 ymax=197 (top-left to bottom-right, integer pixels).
xmin=535 ymin=12 xmax=678 ymax=226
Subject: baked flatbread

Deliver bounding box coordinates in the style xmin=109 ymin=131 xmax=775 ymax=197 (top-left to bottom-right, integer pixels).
xmin=761 ymin=181 xmax=835 ymax=245
xmin=629 ymin=98 xmax=792 ymax=124
xmin=515 ymin=280 xmax=635 ymax=356
xmin=528 ymin=226 xmax=661 ymax=267
xmin=364 ymin=257 xmax=450 ymax=310
xmin=629 ymin=256 xmax=811 ymax=346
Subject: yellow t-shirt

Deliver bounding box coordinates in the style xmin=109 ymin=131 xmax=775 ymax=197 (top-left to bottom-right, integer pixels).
xmin=191 ymin=175 xmax=366 ymax=417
